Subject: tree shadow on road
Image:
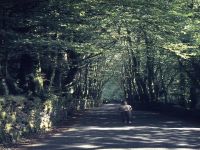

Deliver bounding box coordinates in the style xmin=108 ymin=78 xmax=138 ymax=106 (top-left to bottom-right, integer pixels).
xmin=16 ymin=104 xmax=200 ymax=150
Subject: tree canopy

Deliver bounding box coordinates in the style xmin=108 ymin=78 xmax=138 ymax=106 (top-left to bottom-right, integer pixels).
xmin=0 ymin=0 xmax=200 ymax=144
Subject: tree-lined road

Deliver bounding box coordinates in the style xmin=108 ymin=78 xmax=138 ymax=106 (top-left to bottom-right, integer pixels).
xmin=1 ymin=0 xmax=200 ymax=147
xmin=14 ymin=104 xmax=200 ymax=150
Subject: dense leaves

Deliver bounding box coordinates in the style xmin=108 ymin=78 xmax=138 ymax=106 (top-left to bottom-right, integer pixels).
xmin=0 ymin=0 xmax=200 ymax=144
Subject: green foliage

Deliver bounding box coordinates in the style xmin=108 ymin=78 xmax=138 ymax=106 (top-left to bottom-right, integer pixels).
xmin=0 ymin=94 xmax=85 ymax=144
xmin=101 ymin=78 xmax=124 ymax=101
xmin=0 ymin=0 xmax=200 ymax=144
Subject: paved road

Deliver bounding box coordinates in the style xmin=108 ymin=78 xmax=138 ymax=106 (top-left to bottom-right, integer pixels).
xmin=15 ymin=104 xmax=200 ymax=150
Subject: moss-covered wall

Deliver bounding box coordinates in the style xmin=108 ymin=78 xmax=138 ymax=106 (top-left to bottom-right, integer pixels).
xmin=0 ymin=95 xmax=94 ymax=144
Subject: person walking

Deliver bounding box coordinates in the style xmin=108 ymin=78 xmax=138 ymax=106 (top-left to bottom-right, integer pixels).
xmin=119 ymin=100 xmax=132 ymax=124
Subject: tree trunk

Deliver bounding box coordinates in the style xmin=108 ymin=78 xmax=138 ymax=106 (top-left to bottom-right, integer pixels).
xmin=48 ymin=50 xmax=60 ymax=91
xmin=190 ymin=80 xmax=198 ymax=109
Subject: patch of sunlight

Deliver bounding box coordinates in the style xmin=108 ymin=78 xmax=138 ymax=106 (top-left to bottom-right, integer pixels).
xmin=162 ymin=127 xmax=200 ymax=131
xmin=177 ymin=143 xmax=189 ymax=146
xmin=83 ymin=126 xmax=135 ymax=131
xmin=121 ymin=136 xmax=163 ymax=143
xmin=151 ymin=139 xmax=168 ymax=143
xmin=97 ymin=148 xmax=194 ymax=150
xmin=119 ymin=135 xmax=152 ymax=141
xmin=51 ymin=133 xmax=62 ymax=137
xmin=24 ymin=143 xmax=47 ymax=147
xmin=165 ymin=121 xmax=180 ymax=123
xmin=75 ymin=144 xmax=101 ymax=149
xmin=68 ymin=128 xmax=78 ymax=131
xmin=83 ymin=126 xmax=200 ymax=132
xmin=130 ymin=126 xmax=200 ymax=131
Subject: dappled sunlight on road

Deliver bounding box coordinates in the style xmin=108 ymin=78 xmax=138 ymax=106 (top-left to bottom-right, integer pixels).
xmin=80 ymin=126 xmax=135 ymax=131
xmin=17 ymin=104 xmax=200 ymax=150
xmin=77 ymin=125 xmax=200 ymax=131
xmin=73 ymin=144 xmax=101 ymax=149
xmin=96 ymin=148 xmax=193 ymax=150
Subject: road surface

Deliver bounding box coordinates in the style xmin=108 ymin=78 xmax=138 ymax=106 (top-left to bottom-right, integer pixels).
xmin=12 ymin=104 xmax=200 ymax=150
